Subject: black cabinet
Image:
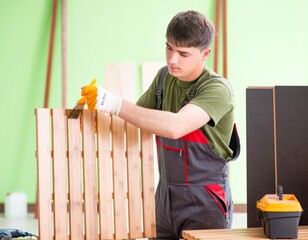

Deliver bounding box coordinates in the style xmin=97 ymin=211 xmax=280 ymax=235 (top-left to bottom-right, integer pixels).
xmin=246 ymin=86 xmax=308 ymax=227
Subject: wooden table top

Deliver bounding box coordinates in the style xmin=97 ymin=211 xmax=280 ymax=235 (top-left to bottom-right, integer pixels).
xmin=182 ymin=226 xmax=308 ymax=240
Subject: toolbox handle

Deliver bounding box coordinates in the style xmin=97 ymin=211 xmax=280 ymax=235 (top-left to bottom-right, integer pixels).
xmin=277 ymin=185 xmax=283 ymax=200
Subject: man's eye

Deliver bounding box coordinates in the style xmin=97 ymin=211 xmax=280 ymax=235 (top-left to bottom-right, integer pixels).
xmin=180 ymin=53 xmax=189 ymax=57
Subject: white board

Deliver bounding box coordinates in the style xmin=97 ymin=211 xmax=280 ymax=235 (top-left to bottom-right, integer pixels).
xmin=105 ymin=63 xmax=137 ymax=102
xmin=141 ymin=61 xmax=165 ymax=94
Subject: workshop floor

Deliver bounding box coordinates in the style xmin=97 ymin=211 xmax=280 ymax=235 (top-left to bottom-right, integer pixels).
xmin=0 ymin=212 xmax=247 ymax=236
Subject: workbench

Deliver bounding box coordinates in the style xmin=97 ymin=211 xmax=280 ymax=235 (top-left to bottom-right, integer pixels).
xmin=182 ymin=226 xmax=308 ymax=239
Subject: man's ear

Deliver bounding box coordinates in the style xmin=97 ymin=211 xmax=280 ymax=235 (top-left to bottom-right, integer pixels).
xmin=201 ymin=48 xmax=211 ymax=60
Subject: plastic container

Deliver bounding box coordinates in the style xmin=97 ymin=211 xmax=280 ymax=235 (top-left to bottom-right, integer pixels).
xmin=4 ymin=192 xmax=28 ymax=218
xmin=256 ymin=192 xmax=303 ymax=239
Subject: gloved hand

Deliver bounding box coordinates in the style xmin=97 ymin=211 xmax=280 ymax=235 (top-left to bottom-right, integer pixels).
xmin=79 ymin=79 xmax=97 ymax=111
xmin=80 ymin=79 xmax=123 ymax=116
xmin=77 ymin=79 xmax=97 ymax=106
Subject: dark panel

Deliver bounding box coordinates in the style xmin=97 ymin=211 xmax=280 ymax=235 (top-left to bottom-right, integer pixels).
xmin=246 ymin=88 xmax=276 ymax=228
xmin=275 ymin=86 xmax=308 ymax=225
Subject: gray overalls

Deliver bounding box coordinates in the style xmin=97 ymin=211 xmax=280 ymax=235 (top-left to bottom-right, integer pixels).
xmin=154 ymin=66 xmax=240 ymax=239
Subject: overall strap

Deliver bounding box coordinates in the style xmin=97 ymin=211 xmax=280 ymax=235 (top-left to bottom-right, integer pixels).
xmin=155 ymin=65 xmax=168 ymax=110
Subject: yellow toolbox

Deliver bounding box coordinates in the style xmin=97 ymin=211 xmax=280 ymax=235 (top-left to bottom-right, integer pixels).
xmin=256 ymin=187 xmax=303 ymax=239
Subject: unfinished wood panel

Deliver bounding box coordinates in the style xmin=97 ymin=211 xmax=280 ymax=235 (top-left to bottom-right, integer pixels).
xmin=82 ymin=110 xmax=99 ymax=240
xmin=111 ymin=115 xmax=128 ymax=239
xmin=141 ymin=129 xmax=156 ymax=238
xmin=35 ymin=109 xmax=53 ymax=240
xmin=51 ymin=109 xmax=68 ymax=240
xmin=97 ymin=112 xmax=114 ymax=239
xmin=105 ymin=63 xmax=137 ymax=102
xmin=141 ymin=61 xmax=165 ymax=94
xmin=67 ymin=115 xmax=83 ymax=239
xmin=126 ymin=122 xmax=143 ymax=238
xmin=141 ymin=61 xmax=162 ymax=189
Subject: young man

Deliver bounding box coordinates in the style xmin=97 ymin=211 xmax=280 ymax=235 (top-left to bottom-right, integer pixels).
xmin=81 ymin=10 xmax=240 ymax=239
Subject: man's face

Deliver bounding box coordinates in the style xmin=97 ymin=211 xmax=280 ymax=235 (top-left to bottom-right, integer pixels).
xmin=165 ymin=42 xmax=210 ymax=81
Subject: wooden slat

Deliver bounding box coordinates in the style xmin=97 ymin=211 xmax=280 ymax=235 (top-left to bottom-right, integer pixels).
xmin=222 ymin=0 xmax=228 ymax=78
xmin=44 ymin=0 xmax=58 ymax=108
xmin=182 ymin=226 xmax=308 ymax=240
xmin=82 ymin=110 xmax=99 ymax=240
xmin=35 ymin=108 xmax=53 ymax=240
xmin=51 ymin=109 xmax=68 ymax=239
xmin=61 ymin=0 xmax=67 ymax=108
xmin=97 ymin=112 xmax=114 ymax=239
xmin=140 ymin=130 xmax=156 ymax=238
xmin=111 ymin=116 xmax=128 ymax=239
xmin=67 ymin=114 xmax=84 ymax=239
xmin=213 ymin=0 xmax=220 ymax=74
xmin=183 ymin=228 xmax=265 ymax=239
xmin=126 ymin=122 xmax=142 ymax=238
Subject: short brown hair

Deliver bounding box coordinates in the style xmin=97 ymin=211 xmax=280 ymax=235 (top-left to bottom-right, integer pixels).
xmin=166 ymin=10 xmax=215 ymax=49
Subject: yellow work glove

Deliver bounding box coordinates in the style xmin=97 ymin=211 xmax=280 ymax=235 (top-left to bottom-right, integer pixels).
xmin=79 ymin=79 xmax=97 ymax=111
xmin=80 ymin=79 xmax=122 ymax=116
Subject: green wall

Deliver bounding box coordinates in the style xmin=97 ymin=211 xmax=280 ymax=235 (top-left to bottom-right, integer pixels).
xmin=0 ymin=0 xmax=307 ymax=205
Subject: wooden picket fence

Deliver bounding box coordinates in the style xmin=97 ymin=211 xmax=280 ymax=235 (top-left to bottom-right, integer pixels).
xmin=35 ymin=108 xmax=156 ymax=240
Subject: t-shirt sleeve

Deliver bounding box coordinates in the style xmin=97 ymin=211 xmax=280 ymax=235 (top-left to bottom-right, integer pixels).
xmin=189 ymin=79 xmax=234 ymax=127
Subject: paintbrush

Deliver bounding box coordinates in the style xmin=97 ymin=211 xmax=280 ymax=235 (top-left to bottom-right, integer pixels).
xmin=68 ymin=79 xmax=96 ymax=119
xmin=67 ymin=100 xmax=86 ymax=119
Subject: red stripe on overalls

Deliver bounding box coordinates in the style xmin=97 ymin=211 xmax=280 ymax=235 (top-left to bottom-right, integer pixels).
xmin=179 ymin=129 xmax=209 ymax=144
xmin=204 ymin=183 xmax=227 ymax=217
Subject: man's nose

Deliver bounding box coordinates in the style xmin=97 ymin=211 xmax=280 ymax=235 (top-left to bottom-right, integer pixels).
xmin=169 ymin=53 xmax=179 ymax=64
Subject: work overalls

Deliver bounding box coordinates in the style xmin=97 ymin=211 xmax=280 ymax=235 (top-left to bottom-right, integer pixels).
xmin=154 ymin=66 xmax=240 ymax=239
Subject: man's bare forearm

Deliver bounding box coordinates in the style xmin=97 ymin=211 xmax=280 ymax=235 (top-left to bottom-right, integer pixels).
xmin=118 ymin=100 xmax=210 ymax=139
xmin=118 ymin=100 xmax=179 ymax=138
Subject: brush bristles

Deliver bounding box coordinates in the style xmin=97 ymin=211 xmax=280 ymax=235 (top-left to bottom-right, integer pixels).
xmin=68 ymin=109 xmax=82 ymax=119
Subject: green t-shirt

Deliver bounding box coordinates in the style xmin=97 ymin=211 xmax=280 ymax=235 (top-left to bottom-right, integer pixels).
xmin=136 ymin=66 xmax=234 ymax=160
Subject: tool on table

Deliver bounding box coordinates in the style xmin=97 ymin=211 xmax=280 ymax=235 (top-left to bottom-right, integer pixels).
xmin=0 ymin=229 xmax=38 ymax=239
xmin=68 ymin=79 xmax=96 ymax=119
